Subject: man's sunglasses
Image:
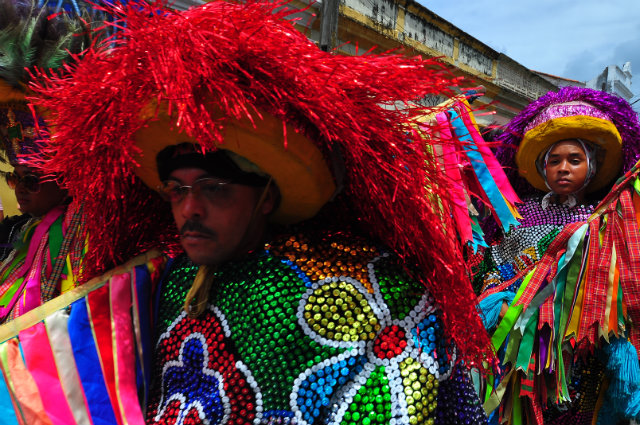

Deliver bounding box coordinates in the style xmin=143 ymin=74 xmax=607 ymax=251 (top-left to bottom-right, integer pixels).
xmin=2 ymin=171 xmax=41 ymax=193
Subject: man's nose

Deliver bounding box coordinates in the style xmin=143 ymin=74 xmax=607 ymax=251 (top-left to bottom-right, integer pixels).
xmin=179 ymin=192 xmax=206 ymax=219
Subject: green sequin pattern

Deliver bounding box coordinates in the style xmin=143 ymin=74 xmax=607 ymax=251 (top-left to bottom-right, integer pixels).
xmin=211 ymin=253 xmax=343 ymax=411
xmin=155 ymin=254 xmax=198 ymax=332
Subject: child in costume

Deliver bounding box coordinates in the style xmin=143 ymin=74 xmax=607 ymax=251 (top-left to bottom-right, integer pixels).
xmin=474 ymin=87 xmax=640 ymax=424
xmin=472 ymin=87 xmax=639 ymax=294
xmin=0 ymin=0 xmax=95 ymax=322
xmin=29 ymin=1 xmax=496 ymax=424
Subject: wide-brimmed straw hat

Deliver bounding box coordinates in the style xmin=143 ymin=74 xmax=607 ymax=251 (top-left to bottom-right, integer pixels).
xmin=516 ymin=100 xmax=622 ymax=192
xmin=31 ymin=0 xmax=496 ymax=366
xmin=495 ymin=86 xmax=640 ymax=197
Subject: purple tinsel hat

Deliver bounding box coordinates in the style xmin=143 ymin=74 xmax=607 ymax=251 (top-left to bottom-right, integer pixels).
xmin=495 ymin=86 xmax=640 ymax=198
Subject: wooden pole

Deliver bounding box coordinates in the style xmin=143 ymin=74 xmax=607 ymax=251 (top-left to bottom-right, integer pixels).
xmin=319 ymin=0 xmax=339 ymax=52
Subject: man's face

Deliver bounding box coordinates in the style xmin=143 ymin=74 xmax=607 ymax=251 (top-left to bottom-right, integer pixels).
xmin=167 ymin=167 xmax=271 ymax=265
xmin=12 ymin=165 xmax=67 ymax=217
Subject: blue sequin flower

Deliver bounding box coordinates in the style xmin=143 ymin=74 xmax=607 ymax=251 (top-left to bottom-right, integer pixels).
xmin=156 ymin=334 xmax=228 ymax=424
xmin=152 ymin=306 xmax=262 ymax=424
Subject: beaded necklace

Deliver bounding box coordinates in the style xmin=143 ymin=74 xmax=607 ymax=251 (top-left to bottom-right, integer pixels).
xmin=475 ymin=197 xmax=595 ymax=293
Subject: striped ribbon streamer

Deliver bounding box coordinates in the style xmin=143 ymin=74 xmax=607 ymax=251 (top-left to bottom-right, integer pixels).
xmin=419 ymin=96 xmax=521 ymax=251
xmin=0 ymin=251 xmax=163 ymax=425
xmin=483 ymin=162 xmax=640 ymax=424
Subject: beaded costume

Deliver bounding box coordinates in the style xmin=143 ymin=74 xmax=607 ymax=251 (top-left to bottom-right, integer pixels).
xmin=149 ymin=228 xmax=487 ymax=425
xmin=472 ymin=198 xmax=605 ymax=424
xmin=472 ymin=198 xmax=594 ymax=294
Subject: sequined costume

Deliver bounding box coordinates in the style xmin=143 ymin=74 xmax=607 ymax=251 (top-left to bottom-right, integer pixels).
xmin=148 ymin=228 xmax=487 ymax=425
xmin=472 ymin=198 xmax=610 ymax=425
xmin=472 ymin=197 xmax=594 ymax=294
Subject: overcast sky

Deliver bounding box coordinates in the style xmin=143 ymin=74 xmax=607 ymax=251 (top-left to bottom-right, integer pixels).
xmin=421 ymin=0 xmax=640 ymax=98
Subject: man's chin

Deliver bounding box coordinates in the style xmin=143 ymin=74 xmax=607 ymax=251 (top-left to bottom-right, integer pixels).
xmin=185 ymin=253 xmax=222 ymax=266
xmin=182 ymin=243 xmax=221 ymax=266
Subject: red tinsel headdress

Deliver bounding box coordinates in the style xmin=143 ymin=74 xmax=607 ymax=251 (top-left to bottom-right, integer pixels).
xmin=30 ymin=0 xmax=494 ymax=367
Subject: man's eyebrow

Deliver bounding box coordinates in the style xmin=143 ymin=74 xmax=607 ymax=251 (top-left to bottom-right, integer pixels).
xmin=166 ymin=172 xmax=214 ymax=184
xmin=164 ymin=176 xmax=184 ymax=184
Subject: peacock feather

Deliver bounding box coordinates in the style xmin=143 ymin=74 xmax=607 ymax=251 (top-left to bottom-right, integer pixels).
xmin=0 ymin=0 xmax=96 ymax=90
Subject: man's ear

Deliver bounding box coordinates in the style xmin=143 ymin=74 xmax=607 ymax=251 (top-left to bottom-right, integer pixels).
xmin=260 ymin=182 xmax=280 ymax=216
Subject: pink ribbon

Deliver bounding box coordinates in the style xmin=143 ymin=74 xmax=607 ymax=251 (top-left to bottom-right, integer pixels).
xmin=435 ymin=112 xmax=472 ymax=243
xmin=0 ymin=206 xmax=66 ymax=320
xmin=110 ymin=272 xmax=145 ymax=424
xmin=456 ymin=103 xmax=521 ymax=205
xmin=19 ymin=323 xmax=76 ymax=425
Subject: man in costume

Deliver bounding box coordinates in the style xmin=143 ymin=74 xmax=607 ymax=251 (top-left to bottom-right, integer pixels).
xmin=31 ymin=1 xmax=496 ymax=424
xmin=0 ymin=0 xmax=94 ymax=321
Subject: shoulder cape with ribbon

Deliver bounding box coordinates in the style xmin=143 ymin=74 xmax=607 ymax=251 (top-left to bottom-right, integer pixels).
xmin=419 ymin=97 xmax=521 ymax=252
xmin=0 ymin=205 xmax=85 ymax=323
xmin=0 ymin=250 xmax=165 ymax=425
xmin=477 ymin=161 xmax=640 ymax=425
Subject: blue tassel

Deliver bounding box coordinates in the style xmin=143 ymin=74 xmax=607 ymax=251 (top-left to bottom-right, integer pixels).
xmin=627 ymin=392 xmax=640 ymax=420
xmin=477 ymin=291 xmax=516 ymax=330
xmin=596 ymin=401 xmax=618 ymax=425
xmin=601 ymin=337 xmax=640 ymax=419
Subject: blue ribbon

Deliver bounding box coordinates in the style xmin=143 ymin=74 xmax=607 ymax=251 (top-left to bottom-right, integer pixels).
xmin=134 ymin=264 xmax=154 ymax=410
xmin=0 ymin=358 xmax=19 ymax=424
xmin=68 ymin=297 xmax=118 ymax=425
xmin=448 ymin=109 xmax=520 ymax=232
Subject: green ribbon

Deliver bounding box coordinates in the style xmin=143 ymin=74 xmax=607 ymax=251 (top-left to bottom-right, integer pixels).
xmin=555 ymin=224 xmax=588 ymax=401
xmin=512 ymin=389 xmax=522 ymax=425
xmin=633 ymin=174 xmax=640 ymax=194
xmin=515 ymin=309 xmax=539 ymax=372
xmin=491 ymin=269 xmax=534 ymax=352
xmin=47 ymin=215 xmax=65 ymax=275
xmin=483 ymin=369 xmax=514 ymax=414
xmin=0 ymin=277 xmax=24 ymax=308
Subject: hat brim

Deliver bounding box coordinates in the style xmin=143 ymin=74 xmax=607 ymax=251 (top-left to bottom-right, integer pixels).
xmin=516 ymin=115 xmax=622 ymax=193
xmin=134 ymin=108 xmax=336 ymax=224
xmin=0 ymin=81 xmax=27 ymax=105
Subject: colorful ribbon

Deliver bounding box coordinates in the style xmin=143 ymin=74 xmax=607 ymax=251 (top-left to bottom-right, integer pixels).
xmin=0 ymin=251 xmax=163 ymax=425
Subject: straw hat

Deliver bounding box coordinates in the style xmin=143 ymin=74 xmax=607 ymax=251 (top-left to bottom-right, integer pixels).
xmin=516 ymin=100 xmax=622 ymax=192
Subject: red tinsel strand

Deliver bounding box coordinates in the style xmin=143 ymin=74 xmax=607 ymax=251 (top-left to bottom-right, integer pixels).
xmin=29 ymin=0 xmax=495 ymax=369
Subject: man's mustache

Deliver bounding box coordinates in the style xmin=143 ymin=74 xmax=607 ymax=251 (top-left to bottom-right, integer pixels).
xmin=180 ymin=220 xmax=216 ymax=238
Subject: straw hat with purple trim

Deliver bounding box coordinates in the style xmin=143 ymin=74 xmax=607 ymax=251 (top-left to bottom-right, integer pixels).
xmin=515 ymin=100 xmax=622 ymax=193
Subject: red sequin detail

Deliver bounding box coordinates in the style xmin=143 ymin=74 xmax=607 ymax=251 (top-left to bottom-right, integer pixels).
xmin=373 ymin=325 xmax=408 ymax=359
